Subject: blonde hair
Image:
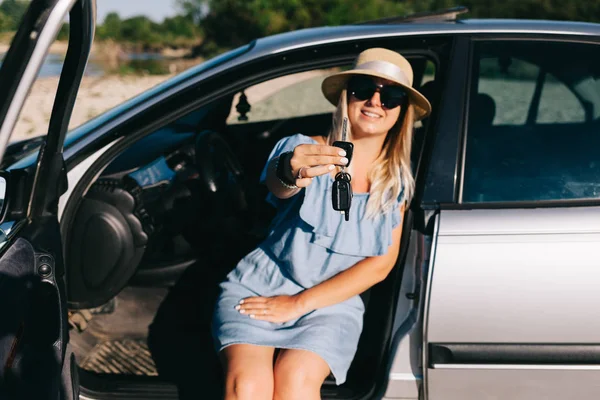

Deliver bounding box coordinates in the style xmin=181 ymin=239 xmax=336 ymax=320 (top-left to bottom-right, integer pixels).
xmin=327 ymin=88 xmax=415 ymax=218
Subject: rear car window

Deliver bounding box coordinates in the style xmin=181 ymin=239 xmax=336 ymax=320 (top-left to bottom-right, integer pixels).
xmin=462 ymin=40 xmax=600 ymax=203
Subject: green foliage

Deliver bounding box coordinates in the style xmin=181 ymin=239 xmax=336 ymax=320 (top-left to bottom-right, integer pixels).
xmin=1 ymin=0 xmax=600 ymax=57
xmin=119 ymin=16 xmax=160 ymax=43
xmin=174 ymin=0 xmax=600 ymax=57
xmin=116 ymin=59 xmax=171 ymax=76
xmin=0 ymin=11 xmax=12 ymax=32
xmin=407 ymin=0 xmax=600 ymax=23
xmin=97 ymin=12 xmax=122 ymax=41
xmin=57 ymin=23 xmax=69 ymax=40
xmin=180 ymin=0 xmax=411 ymax=53
xmin=95 ymin=11 xmax=200 ymax=48
xmin=0 ymin=0 xmax=28 ymax=32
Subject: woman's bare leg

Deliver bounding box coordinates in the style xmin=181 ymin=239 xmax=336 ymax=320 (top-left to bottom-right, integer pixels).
xmin=272 ymin=349 xmax=331 ymax=400
xmin=221 ymin=344 xmax=276 ymax=400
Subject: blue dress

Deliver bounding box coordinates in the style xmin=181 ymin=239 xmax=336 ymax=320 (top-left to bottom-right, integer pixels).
xmin=212 ymin=134 xmax=403 ymax=385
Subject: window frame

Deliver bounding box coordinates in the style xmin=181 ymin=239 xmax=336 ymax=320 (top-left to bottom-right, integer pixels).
xmin=452 ymin=34 xmax=600 ymax=210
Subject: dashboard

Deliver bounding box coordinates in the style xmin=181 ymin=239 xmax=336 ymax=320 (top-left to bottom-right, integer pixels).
xmin=128 ymin=156 xmax=177 ymax=189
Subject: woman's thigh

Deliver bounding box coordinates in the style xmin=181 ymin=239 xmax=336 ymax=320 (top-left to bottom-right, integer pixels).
xmin=221 ymin=344 xmax=276 ymax=400
xmin=273 ymin=349 xmax=331 ymax=400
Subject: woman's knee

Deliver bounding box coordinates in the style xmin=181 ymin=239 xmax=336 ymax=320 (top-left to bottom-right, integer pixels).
xmin=225 ymin=369 xmax=273 ymax=400
xmin=273 ymin=350 xmax=329 ymax=399
xmin=222 ymin=344 xmax=275 ymax=400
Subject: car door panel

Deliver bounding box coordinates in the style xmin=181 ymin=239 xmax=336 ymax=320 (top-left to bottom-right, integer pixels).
xmin=425 ymin=208 xmax=600 ymax=399
xmin=0 ymin=235 xmax=66 ymax=399
xmin=0 ymin=0 xmax=95 ymax=397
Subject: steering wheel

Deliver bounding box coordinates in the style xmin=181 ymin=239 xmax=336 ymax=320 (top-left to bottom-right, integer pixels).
xmin=194 ymin=130 xmax=247 ymax=214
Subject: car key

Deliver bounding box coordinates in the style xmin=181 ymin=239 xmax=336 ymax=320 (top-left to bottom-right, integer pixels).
xmin=332 ymin=141 xmax=353 ymax=166
xmin=332 ymin=171 xmax=352 ymax=221
xmin=332 ymin=117 xmax=353 ymax=221
xmin=332 ymin=118 xmax=354 ymax=166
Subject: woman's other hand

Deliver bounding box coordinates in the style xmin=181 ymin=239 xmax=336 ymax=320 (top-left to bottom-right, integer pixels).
xmin=235 ymin=295 xmax=308 ymax=324
xmin=290 ymin=144 xmax=349 ymax=188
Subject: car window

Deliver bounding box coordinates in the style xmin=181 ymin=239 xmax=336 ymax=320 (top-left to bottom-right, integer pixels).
xmin=477 ymin=57 xmax=539 ymax=125
xmin=463 ymin=41 xmax=600 ymax=203
xmin=226 ymin=69 xmax=339 ymax=125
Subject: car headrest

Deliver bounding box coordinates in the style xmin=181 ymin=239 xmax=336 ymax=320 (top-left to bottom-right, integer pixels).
xmin=472 ymin=93 xmax=496 ymax=128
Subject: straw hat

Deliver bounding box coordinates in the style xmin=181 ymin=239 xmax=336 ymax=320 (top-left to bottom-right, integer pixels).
xmin=322 ymin=48 xmax=432 ymax=120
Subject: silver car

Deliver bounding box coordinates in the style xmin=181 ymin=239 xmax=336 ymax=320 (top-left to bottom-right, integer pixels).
xmin=0 ymin=1 xmax=599 ymax=399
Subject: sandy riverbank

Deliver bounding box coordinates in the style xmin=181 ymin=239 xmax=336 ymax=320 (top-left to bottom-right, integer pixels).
xmin=14 ymin=74 xmax=173 ymax=142
xmin=0 ymin=40 xmax=69 ymax=55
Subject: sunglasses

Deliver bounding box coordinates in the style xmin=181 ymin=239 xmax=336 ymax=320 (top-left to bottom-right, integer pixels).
xmin=347 ymin=76 xmax=408 ymax=110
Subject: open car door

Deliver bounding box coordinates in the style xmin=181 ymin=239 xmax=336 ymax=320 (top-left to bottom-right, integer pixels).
xmin=0 ymin=0 xmax=95 ymax=398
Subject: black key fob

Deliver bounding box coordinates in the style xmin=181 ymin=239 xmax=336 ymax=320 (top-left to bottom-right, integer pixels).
xmin=332 ymin=141 xmax=354 ymax=166
xmin=332 ymin=172 xmax=352 ymax=221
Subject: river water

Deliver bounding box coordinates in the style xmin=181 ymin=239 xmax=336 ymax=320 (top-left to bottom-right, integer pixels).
xmin=1 ymin=52 xmax=167 ymax=77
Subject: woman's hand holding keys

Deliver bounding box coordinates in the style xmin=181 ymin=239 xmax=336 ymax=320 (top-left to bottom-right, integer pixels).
xmin=289 ymin=144 xmax=349 ymax=188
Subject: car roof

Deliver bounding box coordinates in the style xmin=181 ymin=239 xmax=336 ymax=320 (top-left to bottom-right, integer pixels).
xmin=252 ymin=19 xmax=600 ymax=55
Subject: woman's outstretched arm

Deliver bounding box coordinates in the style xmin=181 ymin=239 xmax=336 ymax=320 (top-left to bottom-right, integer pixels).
xmin=237 ymin=204 xmax=405 ymax=323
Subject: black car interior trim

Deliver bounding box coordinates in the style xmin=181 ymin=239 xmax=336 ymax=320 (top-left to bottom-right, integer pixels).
xmin=439 ymin=198 xmax=600 ymax=211
xmin=454 ymin=36 xmax=476 ymax=205
xmin=421 ymin=36 xmax=470 ymax=207
xmin=429 ymin=343 xmax=600 ymax=366
xmin=29 ymin=0 xmax=94 ymax=224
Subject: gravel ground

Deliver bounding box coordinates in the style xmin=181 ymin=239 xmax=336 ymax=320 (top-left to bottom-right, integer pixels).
xmin=12 ymin=74 xmax=173 ymax=142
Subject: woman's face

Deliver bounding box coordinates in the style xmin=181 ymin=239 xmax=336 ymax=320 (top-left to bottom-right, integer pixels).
xmin=347 ymin=76 xmax=404 ymax=139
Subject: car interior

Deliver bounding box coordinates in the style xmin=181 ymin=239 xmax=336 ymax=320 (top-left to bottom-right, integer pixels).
xmin=62 ymin=54 xmax=440 ymax=399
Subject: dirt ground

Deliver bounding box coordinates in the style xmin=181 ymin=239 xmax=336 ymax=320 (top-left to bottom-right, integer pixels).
xmin=12 ymin=68 xmax=336 ymax=143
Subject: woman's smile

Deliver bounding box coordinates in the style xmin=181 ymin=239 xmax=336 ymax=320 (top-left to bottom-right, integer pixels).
xmin=360 ymin=109 xmax=383 ymax=120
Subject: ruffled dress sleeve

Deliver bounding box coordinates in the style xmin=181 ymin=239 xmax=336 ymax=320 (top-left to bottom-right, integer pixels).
xmin=296 ymin=173 xmax=405 ymax=257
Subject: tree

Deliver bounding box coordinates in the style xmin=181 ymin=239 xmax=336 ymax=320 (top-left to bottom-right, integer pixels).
xmin=119 ymin=16 xmax=158 ymax=43
xmin=161 ymin=15 xmax=199 ymax=38
xmin=178 ymin=0 xmax=600 ymax=57
xmin=178 ymin=0 xmax=412 ymax=55
xmin=0 ymin=0 xmax=29 ymax=31
xmin=0 ymin=11 xmax=12 ymax=32
xmin=97 ymin=12 xmax=122 ymax=40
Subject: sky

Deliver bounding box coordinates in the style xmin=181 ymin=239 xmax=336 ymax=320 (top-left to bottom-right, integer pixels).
xmin=96 ymin=0 xmax=180 ymax=23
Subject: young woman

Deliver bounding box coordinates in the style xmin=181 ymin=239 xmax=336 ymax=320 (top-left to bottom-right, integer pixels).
xmin=212 ymin=48 xmax=432 ymax=400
